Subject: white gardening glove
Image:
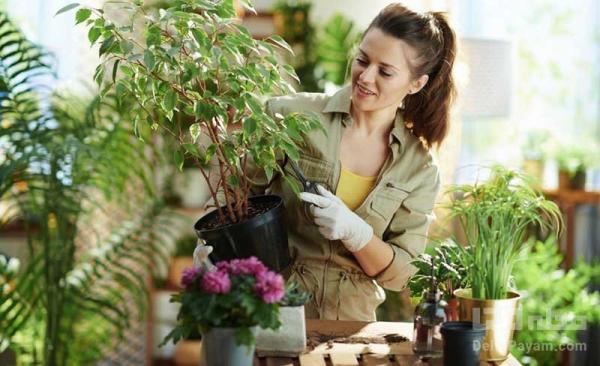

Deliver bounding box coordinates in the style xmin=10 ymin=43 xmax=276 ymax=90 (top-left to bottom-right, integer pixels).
xmin=193 ymin=240 xmax=216 ymax=272
xmin=299 ymin=185 xmax=374 ymax=252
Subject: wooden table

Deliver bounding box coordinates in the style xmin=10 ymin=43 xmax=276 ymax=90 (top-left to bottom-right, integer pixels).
xmin=255 ymin=319 xmax=521 ymax=366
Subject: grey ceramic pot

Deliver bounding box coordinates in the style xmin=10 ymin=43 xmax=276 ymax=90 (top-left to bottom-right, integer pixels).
xmin=200 ymin=326 xmax=258 ymax=366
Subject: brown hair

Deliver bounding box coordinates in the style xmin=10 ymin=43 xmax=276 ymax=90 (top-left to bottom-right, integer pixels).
xmin=366 ymin=3 xmax=457 ymax=148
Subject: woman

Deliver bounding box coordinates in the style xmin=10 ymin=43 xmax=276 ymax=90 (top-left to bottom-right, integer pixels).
xmin=261 ymin=3 xmax=456 ymax=321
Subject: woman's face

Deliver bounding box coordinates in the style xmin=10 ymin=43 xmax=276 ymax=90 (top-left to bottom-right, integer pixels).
xmin=350 ymin=27 xmax=428 ymax=113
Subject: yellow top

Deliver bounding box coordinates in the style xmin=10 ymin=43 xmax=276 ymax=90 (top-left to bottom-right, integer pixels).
xmin=335 ymin=166 xmax=377 ymax=211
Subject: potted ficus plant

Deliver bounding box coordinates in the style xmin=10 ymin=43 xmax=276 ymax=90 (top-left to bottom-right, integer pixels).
xmin=447 ymin=166 xmax=562 ymax=362
xmin=162 ymin=256 xmax=284 ymax=366
xmin=65 ymin=0 xmax=322 ymax=272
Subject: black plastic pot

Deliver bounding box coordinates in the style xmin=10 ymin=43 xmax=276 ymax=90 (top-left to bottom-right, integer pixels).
xmin=194 ymin=195 xmax=290 ymax=272
xmin=440 ymin=321 xmax=486 ymax=366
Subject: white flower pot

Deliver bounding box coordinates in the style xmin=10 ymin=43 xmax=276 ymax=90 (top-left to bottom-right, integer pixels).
xmin=255 ymin=305 xmax=306 ymax=356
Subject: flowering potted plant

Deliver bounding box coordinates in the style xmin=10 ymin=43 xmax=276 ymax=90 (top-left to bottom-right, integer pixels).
xmin=162 ymin=256 xmax=284 ymax=366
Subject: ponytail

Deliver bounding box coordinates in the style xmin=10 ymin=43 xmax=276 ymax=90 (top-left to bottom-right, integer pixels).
xmin=366 ymin=5 xmax=457 ymax=148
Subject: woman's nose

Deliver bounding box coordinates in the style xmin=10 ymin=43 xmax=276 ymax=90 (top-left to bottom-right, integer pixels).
xmin=359 ymin=65 xmax=377 ymax=83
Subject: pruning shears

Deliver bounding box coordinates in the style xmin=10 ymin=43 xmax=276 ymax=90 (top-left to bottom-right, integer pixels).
xmin=286 ymin=158 xmax=320 ymax=222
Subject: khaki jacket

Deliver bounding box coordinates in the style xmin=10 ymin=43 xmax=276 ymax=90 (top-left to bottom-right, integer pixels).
xmin=253 ymin=86 xmax=439 ymax=320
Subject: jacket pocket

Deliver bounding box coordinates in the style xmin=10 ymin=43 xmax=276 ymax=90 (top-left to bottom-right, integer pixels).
xmin=289 ymin=264 xmax=321 ymax=313
xmin=371 ymin=182 xmax=411 ymax=221
xmin=285 ymin=154 xmax=333 ymax=188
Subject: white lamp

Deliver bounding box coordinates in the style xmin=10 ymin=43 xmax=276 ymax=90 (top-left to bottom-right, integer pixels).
xmin=458 ymin=38 xmax=513 ymax=119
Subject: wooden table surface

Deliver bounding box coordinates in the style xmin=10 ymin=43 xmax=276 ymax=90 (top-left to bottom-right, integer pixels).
xmin=254 ymin=319 xmax=521 ymax=366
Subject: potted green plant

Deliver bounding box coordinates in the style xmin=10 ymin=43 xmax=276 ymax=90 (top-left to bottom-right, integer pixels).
xmin=447 ymin=166 xmax=562 ymax=361
xmin=162 ymin=256 xmax=284 ymax=366
xmin=520 ymin=128 xmax=551 ymax=188
xmin=409 ymin=239 xmax=468 ymax=321
xmin=255 ymin=281 xmax=310 ymax=356
xmin=66 ymin=0 xmax=322 ymax=272
xmin=552 ymin=141 xmax=599 ymax=190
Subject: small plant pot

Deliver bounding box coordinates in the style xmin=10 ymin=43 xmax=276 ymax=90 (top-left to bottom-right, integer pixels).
xmin=256 ymin=305 xmax=306 ymax=356
xmin=168 ymin=257 xmax=193 ymax=288
xmin=558 ymin=169 xmax=586 ymax=190
xmin=440 ymin=321 xmax=486 ymax=366
xmin=194 ymin=195 xmax=290 ymax=272
xmin=522 ymin=159 xmax=544 ymax=188
xmin=454 ymin=289 xmax=521 ymax=362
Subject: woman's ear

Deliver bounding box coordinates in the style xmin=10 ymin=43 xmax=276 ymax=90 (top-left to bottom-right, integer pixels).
xmin=409 ymin=74 xmax=429 ymax=94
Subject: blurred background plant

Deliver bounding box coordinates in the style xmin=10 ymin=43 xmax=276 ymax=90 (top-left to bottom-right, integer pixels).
xmin=0 ymin=10 xmax=180 ymax=365
xmin=551 ymin=139 xmax=600 ymax=178
xmin=511 ymin=237 xmax=600 ymax=365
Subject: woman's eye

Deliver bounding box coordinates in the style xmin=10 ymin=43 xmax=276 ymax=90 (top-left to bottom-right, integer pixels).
xmin=380 ymin=70 xmax=392 ymax=77
xmin=356 ymin=58 xmax=367 ymax=66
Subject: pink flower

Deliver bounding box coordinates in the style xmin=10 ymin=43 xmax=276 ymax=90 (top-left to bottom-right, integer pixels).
xmin=181 ymin=266 xmax=200 ymax=288
xmin=254 ymin=270 xmax=284 ymax=303
xmin=230 ymin=256 xmax=268 ymax=276
xmin=215 ymin=261 xmax=232 ymax=273
xmin=201 ymin=270 xmax=231 ymax=294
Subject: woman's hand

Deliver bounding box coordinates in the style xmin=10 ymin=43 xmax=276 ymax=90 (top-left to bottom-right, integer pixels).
xmin=299 ymin=185 xmax=374 ymax=252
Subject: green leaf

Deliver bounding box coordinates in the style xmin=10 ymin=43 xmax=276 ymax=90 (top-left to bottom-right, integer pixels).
xmin=189 ymin=124 xmax=201 ymax=142
xmin=183 ymin=143 xmax=200 ymax=157
xmin=55 ymin=3 xmax=80 ymax=16
xmin=162 ymin=89 xmax=177 ymax=112
xmin=112 ymin=60 xmax=120 ymax=83
xmin=191 ymin=28 xmax=209 ymax=49
xmin=283 ymin=175 xmax=301 ymax=195
xmin=205 ymin=145 xmax=217 ymax=164
xmin=281 ymin=142 xmax=299 ymax=161
xmin=75 ymin=8 xmax=92 ymax=24
xmin=88 ymin=27 xmax=102 ymax=45
xmin=143 ymin=50 xmax=155 ymax=70
xmin=227 ymin=175 xmax=239 ymax=187
xmin=174 ymin=149 xmax=184 ymax=170
xmin=267 ymin=35 xmax=293 ymax=55
xmin=243 ymin=117 xmax=256 ymax=135
xmin=120 ymin=40 xmax=133 ymax=54
xmin=94 ymin=64 xmax=105 ymax=86
xmin=282 ymin=64 xmax=300 ymax=83
xmin=99 ymin=35 xmax=116 ymax=56
xmin=145 ymin=25 xmax=161 ymax=47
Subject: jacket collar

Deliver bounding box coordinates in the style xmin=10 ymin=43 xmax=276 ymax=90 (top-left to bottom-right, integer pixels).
xmin=322 ymin=84 xmax=407 ymax=147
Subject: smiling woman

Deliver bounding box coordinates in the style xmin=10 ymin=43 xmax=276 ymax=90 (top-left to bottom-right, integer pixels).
xmin=217 ymin=2 xmax=459 ymax=321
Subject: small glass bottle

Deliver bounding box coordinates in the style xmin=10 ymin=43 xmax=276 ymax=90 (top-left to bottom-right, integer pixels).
xmin=412 ymin=258 xmax=447 ymax=358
